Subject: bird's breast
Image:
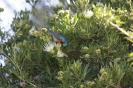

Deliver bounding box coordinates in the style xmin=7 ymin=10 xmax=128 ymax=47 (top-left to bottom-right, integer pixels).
xmin=57 ymin=40 xmax=62 ymax=43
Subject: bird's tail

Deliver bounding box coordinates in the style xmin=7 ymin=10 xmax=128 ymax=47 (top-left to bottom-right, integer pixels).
xmin=47 ymin=29 xmax=54 ymax=35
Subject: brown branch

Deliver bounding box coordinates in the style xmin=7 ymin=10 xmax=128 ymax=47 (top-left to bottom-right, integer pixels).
xmin=110 ymin=22 xmax=133 ymax=40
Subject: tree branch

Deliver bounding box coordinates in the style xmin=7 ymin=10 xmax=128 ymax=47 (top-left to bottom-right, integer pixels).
xmin=110 ymin=22 xmax=133 ymax=40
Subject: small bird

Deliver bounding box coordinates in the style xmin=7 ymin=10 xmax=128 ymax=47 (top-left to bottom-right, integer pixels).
xmin=47 ymin=29 xmax=68 ymax=46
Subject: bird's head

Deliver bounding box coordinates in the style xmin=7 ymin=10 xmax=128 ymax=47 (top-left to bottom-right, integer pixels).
xmin=58 ymin=34 xmax=68 ymax=47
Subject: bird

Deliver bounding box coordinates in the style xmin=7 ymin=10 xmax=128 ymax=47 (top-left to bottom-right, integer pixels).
xmin=47 ymin=29 xmax=68 ymax=47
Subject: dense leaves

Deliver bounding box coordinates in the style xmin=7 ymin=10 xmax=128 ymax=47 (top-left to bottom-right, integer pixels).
xmin=0 ymin=0 xmax=133 ymax=88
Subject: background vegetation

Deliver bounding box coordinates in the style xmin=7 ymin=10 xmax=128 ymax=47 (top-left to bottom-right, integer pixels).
xmin=0 ymin=0 xmax=133 ymax=88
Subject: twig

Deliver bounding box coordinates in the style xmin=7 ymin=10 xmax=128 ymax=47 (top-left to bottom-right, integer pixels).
xmin=110 ymin=22 xmax=133 ymax=40
xmin=11 ymin=81 xmax=38 ymax=88
xmin=0 ymin=53 xmax=11 ymax=59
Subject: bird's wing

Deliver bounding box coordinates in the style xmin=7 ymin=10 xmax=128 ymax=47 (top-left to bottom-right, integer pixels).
xmin=47 ymin=29 xmax=60 ymax=39
xmin=58 ymin=33 xmax=67 ymax=42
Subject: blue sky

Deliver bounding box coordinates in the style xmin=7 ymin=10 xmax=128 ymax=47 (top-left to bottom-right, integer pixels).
xmin=0 ymin=0 xmax=31 ymax=30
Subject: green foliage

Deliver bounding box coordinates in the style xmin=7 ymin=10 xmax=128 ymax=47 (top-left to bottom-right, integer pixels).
xmin=95 ymin=58 xmax=131 ymax=88
xmin=56 ymin=60 xmax=90 ymax=87
xmin=0 ymin=8 xmax=4 ymax=12
xmin=0 ymin=0 xmax=133 ymax=88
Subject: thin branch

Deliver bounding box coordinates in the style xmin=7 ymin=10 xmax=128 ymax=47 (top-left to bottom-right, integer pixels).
xmin=110 ymin=22 xmax=133 ymax=40
xmin=0 ymin=53 xmax=11 ymax=59
xmin=11 ymin=81 xmax=38 ymax=88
